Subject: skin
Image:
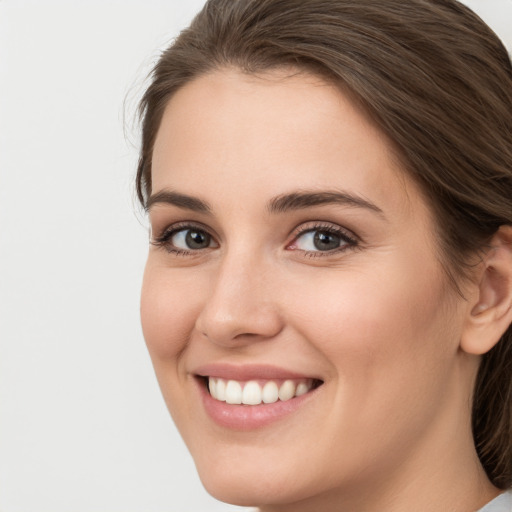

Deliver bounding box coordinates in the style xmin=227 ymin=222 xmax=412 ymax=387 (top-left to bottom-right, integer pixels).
xmin=141 ymin=68 xmax=501 ymax=511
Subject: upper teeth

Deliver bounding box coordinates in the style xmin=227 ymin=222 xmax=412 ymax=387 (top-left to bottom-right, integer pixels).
xmin=208 ymin=377 xmax=313 ymax=405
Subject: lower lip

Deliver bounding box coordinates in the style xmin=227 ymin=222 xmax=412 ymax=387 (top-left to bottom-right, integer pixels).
xmin=197 ymin=378 xmax=320 ymax=430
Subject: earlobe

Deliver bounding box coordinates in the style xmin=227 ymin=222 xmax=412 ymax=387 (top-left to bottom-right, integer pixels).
xmin=461 ymin=225 xmax=512 ymax=355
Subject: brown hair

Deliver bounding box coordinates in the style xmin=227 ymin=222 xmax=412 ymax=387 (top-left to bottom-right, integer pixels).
xmin=136 ymin=0 xmax=512 ymax=489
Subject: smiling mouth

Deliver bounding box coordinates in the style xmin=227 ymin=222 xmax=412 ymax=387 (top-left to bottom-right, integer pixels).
xmin=203 ymin=377 xmax=323 ymax=406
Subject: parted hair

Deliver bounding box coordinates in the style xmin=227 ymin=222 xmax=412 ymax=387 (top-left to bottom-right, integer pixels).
xmin=136 ymin=0 xmax=512 ymax=488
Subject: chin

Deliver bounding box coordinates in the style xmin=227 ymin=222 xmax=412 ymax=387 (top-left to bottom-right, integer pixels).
xmin=198 ymin=468 xmax=302 ymax=508
xmin=191 ymin=444 xmax=337 ymax=509
xmin=190 ymin=447 xmax=281 ymax=505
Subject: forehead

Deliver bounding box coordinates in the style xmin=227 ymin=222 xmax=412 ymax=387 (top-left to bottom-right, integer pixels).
xmin=151 ymin=68 xmax=418 ymax=220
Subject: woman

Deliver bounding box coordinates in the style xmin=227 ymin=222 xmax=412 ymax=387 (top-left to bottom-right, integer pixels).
xmin=136 ymin=0 xmax=512 ymax=510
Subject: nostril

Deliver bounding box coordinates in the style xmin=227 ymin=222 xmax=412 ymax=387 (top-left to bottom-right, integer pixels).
xmin=233 ymin=332 xmax=259 ymax=339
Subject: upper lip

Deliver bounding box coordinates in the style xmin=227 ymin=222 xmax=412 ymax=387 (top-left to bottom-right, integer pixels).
xmin=193 ymin=363 xmax=320 ymax=382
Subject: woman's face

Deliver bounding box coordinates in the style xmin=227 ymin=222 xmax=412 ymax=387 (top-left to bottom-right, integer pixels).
xmin=141 ymin=69 xmax=474 ymax=508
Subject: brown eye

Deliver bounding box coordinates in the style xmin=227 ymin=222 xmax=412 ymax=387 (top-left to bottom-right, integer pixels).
xmin=312 ymin=231 xmax=341 ymax=251
xmin=294 ymin=229 xmax=345 ymax=252
xmin=171 ymin=228 xmax=214 ymax=250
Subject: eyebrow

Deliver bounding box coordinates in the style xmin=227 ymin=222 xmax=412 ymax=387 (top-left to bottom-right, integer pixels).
xmin=146 ymin=188 xmax=384 ymax=218
xmin=146 ymin=190 xmax=212 ymax=213
xmin=268 ymin=191 xmax=384 ymax=216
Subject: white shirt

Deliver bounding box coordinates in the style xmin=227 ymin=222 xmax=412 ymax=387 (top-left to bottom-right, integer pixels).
xmin=478 ymin=490 xmax=512 ymax=512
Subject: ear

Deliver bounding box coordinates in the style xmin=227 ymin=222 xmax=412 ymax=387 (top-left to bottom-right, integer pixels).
xmin=460 ymin=225 xmax=512 ymax=355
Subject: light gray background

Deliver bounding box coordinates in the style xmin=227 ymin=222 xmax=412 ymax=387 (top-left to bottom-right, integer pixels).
xmin=0 ymin=1 xmax=510 ymax=511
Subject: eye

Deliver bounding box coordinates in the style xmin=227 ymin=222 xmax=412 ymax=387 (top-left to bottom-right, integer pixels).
xmin=151 ymin=223 xmax=218 ymax=254
xmin=288 ymin=224 xmax=357 ymax=254
xmin=296 ymin=230 xmax=342 ymax=251
xmin=171 ymin=228 xmax=213 ymax=250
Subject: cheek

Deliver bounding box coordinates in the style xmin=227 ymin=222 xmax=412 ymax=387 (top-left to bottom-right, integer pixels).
xmin=289 ymin=258 xmax=458 ymax=403
xmin=275 ymin=260 xmax=461 ymax=478
xmin=140 ymin=263 xmax=200 ymax=361
xmin=140 ymin=263 xmax=205 ymax=428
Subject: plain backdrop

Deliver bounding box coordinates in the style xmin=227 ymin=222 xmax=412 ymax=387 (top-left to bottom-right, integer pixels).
xmin=0 ymin=1 xmax=511 ymax=511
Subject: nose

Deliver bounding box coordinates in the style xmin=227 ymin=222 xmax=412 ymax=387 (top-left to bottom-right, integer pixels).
xmin=195 ymin=253 xmax=284 ymax=347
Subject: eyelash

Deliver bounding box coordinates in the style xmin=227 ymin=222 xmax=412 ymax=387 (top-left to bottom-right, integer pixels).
xmin=151 ymin=221 xmax=359 ymax=257
xmin=288 ymin=222 xmax=358 ymax=257
xmin=151 ymin=221 xmax=213 ymax=256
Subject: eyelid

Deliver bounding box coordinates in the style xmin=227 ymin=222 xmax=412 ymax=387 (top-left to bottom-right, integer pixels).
xmin=151 ymin=220 xmax=213 ymax=240
xmin=289 ymin=220 xmax=358 ymax=240
xmin=151 ymin=221 xmax=218 ymax=253
xmin=286 ymin=221 xmax=359 ymax=254
xmin=150 ymin=219 xmax=359 ymax=257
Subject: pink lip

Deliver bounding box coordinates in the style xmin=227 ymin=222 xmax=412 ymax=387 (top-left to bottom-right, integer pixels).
xmin=194 ymin=363 xmax=317 ymax=381
xmin=192 ymin=364 xmax=323 ymax=431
